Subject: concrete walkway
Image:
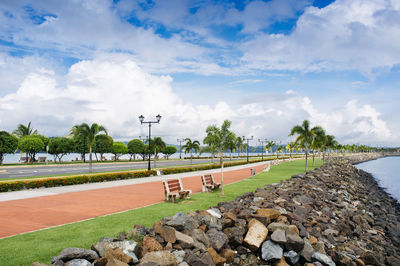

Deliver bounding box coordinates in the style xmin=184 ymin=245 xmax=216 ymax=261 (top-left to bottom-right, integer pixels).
xmin=0 ymin=161 xmax=269 ymax=238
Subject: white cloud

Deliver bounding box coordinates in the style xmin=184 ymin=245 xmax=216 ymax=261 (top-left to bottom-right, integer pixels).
xmin=0 ymin=56 xmax=395 ymax=146
xmin=240 ymin=0 xmax=400 ymax=75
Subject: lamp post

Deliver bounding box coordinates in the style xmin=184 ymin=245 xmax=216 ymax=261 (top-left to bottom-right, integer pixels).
xmin=139 ymin=136 xmax=148 ymax=143
xmin=242 ymin=135 xmax=253 ymax=163
xmin=139 ymin=114 xmax=161 ymax=171
xmin=177 ymin=138 xmax=184 ymax=159
xmin=275 ymin=140 xmax=281 ymax=159
xmin=258 ymin=139 xmax=266 ymax=160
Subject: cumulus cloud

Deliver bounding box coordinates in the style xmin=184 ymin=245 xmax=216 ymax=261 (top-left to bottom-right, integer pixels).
xmin=240 ymin=0 xmax=400 ymax=75
xmin=0 ymin=56 xmax=394 ymax=146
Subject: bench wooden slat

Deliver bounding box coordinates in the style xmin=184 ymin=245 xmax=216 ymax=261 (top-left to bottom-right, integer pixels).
xmin=201 ymin=174 xmax=221 ymax=192
xmin=163 ymin=178 xmax=192 ymax=202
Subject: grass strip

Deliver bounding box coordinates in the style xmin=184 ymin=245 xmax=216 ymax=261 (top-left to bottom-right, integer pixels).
xmin=0 ymin=159 xmax=322 ymax=266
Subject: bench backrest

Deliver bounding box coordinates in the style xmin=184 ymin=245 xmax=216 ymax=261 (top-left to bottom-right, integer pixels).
xmin=163 ymin=179 xmax=183 ymax=194
xmin=202 ymin=174 xmax=214 ymax=186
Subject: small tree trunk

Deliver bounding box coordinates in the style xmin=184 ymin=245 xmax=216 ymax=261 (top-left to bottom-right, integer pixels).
xmin=154 ymin=148 xmax=157 ymax=168
xmin=221 ymin=154 xmax=224 ymax=196
xmin=89 ymin=146 xmax=93 ymax=173
xmin=305 ymin=149 xmax=308 ymax=172
xmin=312 ymin=151 xmax=315 ymax=168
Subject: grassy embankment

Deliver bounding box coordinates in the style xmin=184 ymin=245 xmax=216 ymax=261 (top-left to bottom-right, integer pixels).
xmin=0 ymin=158 xmax=322 ymax=265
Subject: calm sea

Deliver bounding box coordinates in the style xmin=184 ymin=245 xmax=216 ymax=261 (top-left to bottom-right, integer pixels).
xmin=356 ymin=156 xmax=400 ymax=202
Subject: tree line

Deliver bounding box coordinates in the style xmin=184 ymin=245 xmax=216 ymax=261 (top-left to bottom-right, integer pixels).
xmin=0 ymin=122 xmax=177 ymax=166
xmin=0 ymin=120 xmax=394 ymax=167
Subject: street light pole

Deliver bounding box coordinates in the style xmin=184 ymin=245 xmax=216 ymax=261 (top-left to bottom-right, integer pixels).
xmin=258 ymin=139 xmax=266 ymax=160
xmin=139 ymin=114 xmax=162 ymax=171
xmin=242 ymin=136 xmax=253 ymax=163
xmin=177 ymin=138 xmax=184 ymax=159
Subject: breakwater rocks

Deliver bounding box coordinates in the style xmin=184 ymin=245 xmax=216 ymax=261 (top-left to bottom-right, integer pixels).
xmin=42 ymin=159 xmax=400 ymax=266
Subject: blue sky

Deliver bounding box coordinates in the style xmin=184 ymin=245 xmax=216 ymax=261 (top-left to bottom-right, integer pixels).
xmin=0 ymin=0 xmax=399 ymax=146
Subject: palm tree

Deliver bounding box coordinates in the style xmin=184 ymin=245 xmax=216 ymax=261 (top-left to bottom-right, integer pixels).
xmin=200 ymin=145 xmax=218 ymax=163
xmin=265 ymin=140 xmax=275 ymax=157
xmin=289 ymin=120 xmax=321 ymax=171
xmin=204 ymin=120 xmax=233 ymax=196
xmin=204 ymin=120 xmax=232 ymax=162
xmin=203 ymin=132 xmax=219 ymax=163
xmin=13 ymin=121 xmax=38 ymax=138
xmin=235 ymin=136 xmax=243 ymax=157
xmin=70 ymin=123 xmax=107 ymax=173
xmin=150 ymin=136 xmax=166 ymax=167
xmin=286 ymin=142 xmax=295 ymax=158
xmin=13 ymin=121 xmax=38 ymax=162
xmin=325 ymin=135 xmax=336 ymax=161
xmin=276 ymin=145 xmax=283 ymax=159
xmin=310 ymin=126 xmax=325 ymax=168
xmin=182 ymin=138 xmax=200 ymax=165
xmin=226 ymin=132 xmax=236 ymax=160
xmin=149 ymin=137 xmax=166 ymax=158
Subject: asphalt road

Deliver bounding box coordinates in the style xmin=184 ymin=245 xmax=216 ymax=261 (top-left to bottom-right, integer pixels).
xmin=0 ymin=159 xmax=217 ymax=179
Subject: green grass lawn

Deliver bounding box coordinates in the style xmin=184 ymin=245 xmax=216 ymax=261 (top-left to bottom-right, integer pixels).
xmin=0 ymin=159 xmax=322 ymax=266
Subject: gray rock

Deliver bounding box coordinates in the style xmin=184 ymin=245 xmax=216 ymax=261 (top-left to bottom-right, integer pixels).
xmin=50 ymin=260 xmax=64 ymax=266
xmin=271 ymin=229 xmax=286 ymax=244
xmin=284 ymin=250 xmax=300 ymax=265
xmin=300 ymin=239 xmax=314 ymax=262
xmin=293 ymin=195 xmax=315 ymax=205
xmin=175 ymin=231 xmax=194 ymax=248
xmin=184 ymin=250 xmax=214 ymax=266
xmin=140 ymin=250 xmax=177 ymax=266
xmin=195 ymin=214 xmax=221 ymax=231
xmin=267 ymin=222 xmax=289 ymax=233
xmin=206 ymin=228 xmax=228 ymax=251
xmin=193 ymin=240 xmax=207 ymax=252
xmin=207 ymin=208 xmax=222 ymax=218
xmin=312 ymin=252 xmax=336 ymax=266
xmin=313 ymin=241 xmax=325 ymax=253
xmin=223 ymin=226 xmax=245 ymax=246
xmin=91 ymin=239 xmax=138 ymax=262
xmin=166 ymin=212 xmax=198 ymax=231
xmin=261 ymin=240 xmax=283 ymax=262
xmin=50 ymin=248 xmax=99 ymax=264
xmin=65 ymin=259 xmax=91 ymax=266
xmin=173 ymin=250 xmax=186 ymax=263
xmin=285 ymin=229 xmax=304 ymax=252
xmin=191 ymin=228 xmax=210 ymax=247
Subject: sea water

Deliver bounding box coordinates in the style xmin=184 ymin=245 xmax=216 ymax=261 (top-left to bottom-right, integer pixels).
xmin=356 ymin=156 xmax=400 ymax=202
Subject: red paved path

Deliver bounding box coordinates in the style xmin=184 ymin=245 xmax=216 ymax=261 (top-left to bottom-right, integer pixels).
xmin=0 ymin=163 xmax=267 ymax=238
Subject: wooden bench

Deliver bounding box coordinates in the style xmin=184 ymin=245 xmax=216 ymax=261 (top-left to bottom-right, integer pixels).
xmin=38 ymin=157 xmax=47 ymax=163
xmin=201 ymin=174 xmax=221 ymax=192
xmin=163 ymin=178 xmax=192 ymax=202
